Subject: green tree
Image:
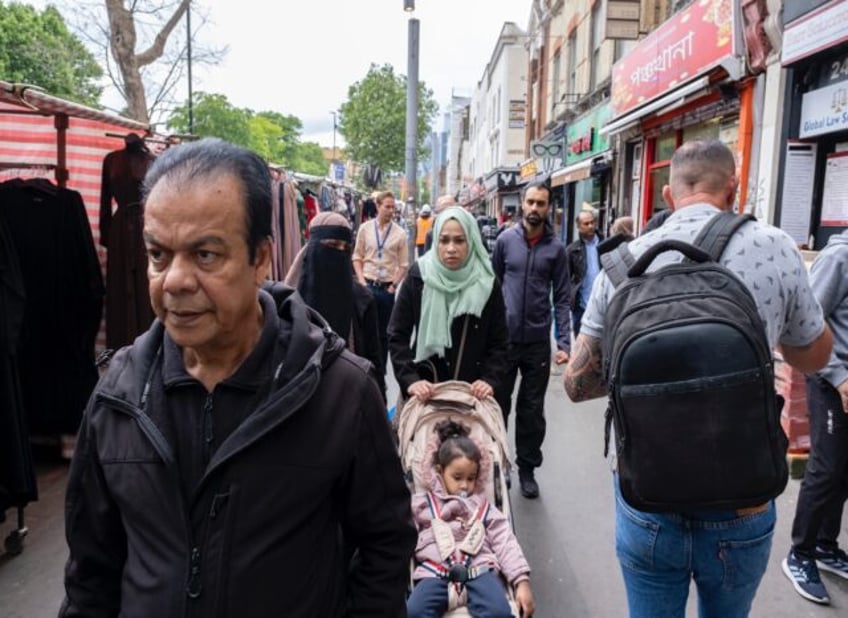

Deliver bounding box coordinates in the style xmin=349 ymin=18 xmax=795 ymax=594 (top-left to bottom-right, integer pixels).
xmin=168 ymin=92 xmax=251 ymax=145
xmin=168 ymin=93 xmax=328 ymax=176
xmin=339 ymin=63 xmax=437 ymax=175
xmin=253 ymin=110 xmax=303 ymax=164
xmin=293 ymin=141 xmax=329 ymax=177
xmin=0 ymin=2 xmax=102 ymax=106
xmin=419 ymin=180 xmax=431 ymax=208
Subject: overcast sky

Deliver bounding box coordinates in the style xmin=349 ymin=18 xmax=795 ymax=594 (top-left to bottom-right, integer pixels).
xmin=31 ymin=0 xmax=533 ymax=145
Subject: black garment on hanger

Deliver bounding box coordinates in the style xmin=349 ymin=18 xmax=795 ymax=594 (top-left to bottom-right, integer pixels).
xmin=100 ymin=136 xmax=155 ymax=349
xmin=0 ymin=212 xmax=36 ymax=512
xmin=0 ymin=178 xmax=103 ymax=435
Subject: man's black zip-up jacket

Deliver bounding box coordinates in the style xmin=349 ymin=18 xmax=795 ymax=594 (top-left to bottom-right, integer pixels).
xmin=60 ymin=285 xmax=415 ymax=618
xmin=492 ymin=222 xmax=571 ymax=351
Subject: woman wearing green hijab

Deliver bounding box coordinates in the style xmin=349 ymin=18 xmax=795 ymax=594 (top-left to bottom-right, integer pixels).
xmin=388 ymin=206 xmax=509 ymax=402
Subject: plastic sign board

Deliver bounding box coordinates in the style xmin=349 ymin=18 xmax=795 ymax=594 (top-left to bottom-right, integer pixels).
xmin=800 ymin=81 xmax=848 ymax=138
xmin=610 ymin=0 xmax=735 ymax=118
xmin=782 ymin=0 xmax=848 ymax=66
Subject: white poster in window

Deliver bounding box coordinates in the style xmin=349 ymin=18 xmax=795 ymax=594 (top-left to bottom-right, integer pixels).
xmin=779 ymin=142 xmax=817 ymax=244
xmin=821 ymin=151 xmax=848 ymax=226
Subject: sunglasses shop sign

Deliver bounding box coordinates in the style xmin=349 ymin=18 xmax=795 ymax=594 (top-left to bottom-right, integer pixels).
xmin=800 ymin=81 xmax=848 ymax=138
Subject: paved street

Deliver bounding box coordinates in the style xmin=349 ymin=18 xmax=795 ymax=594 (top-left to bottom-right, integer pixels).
xmin=2 ymin=374 xmax=847 ymax=617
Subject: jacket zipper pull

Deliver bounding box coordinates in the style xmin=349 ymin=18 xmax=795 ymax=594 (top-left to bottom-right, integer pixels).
xmin=186 ymin=546 xmax=202 ymax=598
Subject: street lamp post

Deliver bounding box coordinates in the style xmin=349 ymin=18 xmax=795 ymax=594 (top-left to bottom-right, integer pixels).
xmin=330 ymin=111 xmax=338 ymax=161
xmin=404 ymin=0 xmax=418 ymax=211
xmin=185 ymin=2 xmax=194 ymax=134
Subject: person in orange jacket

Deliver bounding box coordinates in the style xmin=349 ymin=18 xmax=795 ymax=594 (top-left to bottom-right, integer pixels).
xmin=415 ymin=204 xmax=434 ymax=257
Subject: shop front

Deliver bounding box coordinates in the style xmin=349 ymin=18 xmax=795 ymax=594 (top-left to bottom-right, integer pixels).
xmin=777 ymin=0 xmax=848 ymax=250
xmin=600 ymin=0 xmax=749 ymax=231
xmin=550 ymin=102 xmax=612 ymax=244
xmin=483 ymin=167 xmax=521 ymax=221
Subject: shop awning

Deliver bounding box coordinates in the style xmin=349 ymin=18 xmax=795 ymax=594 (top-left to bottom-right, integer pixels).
xmin=599 ymin=76 xmax=711 ymax=137
xmin=550 ymin=159 xmax=592 ymax=187
xmin=0 ymin=81 xmax=148 ymax=131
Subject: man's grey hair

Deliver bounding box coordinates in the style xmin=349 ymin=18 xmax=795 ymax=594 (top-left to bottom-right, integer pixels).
xmin=575 ymin=209 xmax=597 ymax=224
xmin=669 ymin=139 xmax=736 ymax=197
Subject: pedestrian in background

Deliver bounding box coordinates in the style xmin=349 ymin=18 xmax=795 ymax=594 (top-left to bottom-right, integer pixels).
xmin=415 ymin=204 xmax=433 ymax=257
xmin=610 ymin=215 xmax=634 ymax=240
xmin=598 ymin=215 xmax=635 ymax=256
xmin=389 ymin=206 xmax=508 ymax=404
xmin=492 ymin=180 xmax=570 ymax=499
xmin=783 ymin=228 xmax=848 ymax=605
xmin=564 ymin=139 xmax=832 ymax=618
xmin=352 ymin=190 xmax=409 ymax=374
xmin=60 ymin=139 xmax=415 ymax=617
xmin=284 ymin=211 xmax=385 ymax=400
xmin=565 ymin=207 xmax=603 ymax=337
xmin=424 ymin=194 xmax=458 ymax=253
xmin=642 ymin=207 xmax=673 ymax=234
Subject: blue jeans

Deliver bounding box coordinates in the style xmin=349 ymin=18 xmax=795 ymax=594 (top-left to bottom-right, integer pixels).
xmin=614 ymin=477 xmax=775 ymax=618
xmin=407 ymin=572 xmax=512 ymax=618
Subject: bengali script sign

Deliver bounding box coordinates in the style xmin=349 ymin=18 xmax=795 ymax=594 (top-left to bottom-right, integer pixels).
xmin=610 ymin=0 xmax=735 ymax=117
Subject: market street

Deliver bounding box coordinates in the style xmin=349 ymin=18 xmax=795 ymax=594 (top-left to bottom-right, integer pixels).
xmin=2 ymin=369 xmax=848 ymax=617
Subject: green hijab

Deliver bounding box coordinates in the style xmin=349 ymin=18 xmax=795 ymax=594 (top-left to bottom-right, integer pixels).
xmin=415 ymin=206 xmax=495 ymax=362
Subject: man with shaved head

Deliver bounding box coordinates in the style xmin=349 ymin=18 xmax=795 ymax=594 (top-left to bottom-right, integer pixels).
xmin=564 ymin=139 xmax=832 ymax=617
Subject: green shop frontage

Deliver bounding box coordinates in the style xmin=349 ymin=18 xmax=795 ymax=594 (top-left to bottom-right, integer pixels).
xmin=550 ymin=102 xmax=613 ymax=243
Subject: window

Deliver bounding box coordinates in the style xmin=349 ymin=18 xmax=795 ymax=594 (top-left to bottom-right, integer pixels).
xmin=551 ymin=50 xmax=562 ymax=113
xmin=591 ymin=0 xmax=605 ymax=89
xmin=567 ymin=33 xmax=577 ymax=108
xmin=615 ymin=39 xmax=637 ymax=62
xmin=654 ymin=133 xmax=677 ymax=162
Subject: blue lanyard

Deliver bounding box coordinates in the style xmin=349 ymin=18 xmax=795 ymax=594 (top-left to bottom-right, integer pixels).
xmin=374 ymin=220 xmax=392 ymax=259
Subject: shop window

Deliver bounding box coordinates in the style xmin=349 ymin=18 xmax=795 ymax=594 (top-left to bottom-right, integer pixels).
xmin=683 ymin=119 xmax=720 ymax=143
xmin=655 ymin=133 xmax=677 ymax=162
xmin=649 ymin=167 xmax=671 ymax=212
xmin=645 ymin=132 xmax=679 ymax=222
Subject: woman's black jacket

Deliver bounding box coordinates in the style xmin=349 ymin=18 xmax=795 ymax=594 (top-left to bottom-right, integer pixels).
xmin=387 ymin=262 xmax=509 ymax=397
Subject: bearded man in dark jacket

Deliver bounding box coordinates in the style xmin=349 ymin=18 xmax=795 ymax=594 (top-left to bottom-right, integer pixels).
xmin=60 ymin=139 xmax=415 ymax=618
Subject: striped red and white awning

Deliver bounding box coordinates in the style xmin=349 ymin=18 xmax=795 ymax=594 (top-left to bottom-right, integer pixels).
xmin=1 ymin=82 xmax=153 ymax=352
xmin=0 ymin=80 xmax=148 ymax=130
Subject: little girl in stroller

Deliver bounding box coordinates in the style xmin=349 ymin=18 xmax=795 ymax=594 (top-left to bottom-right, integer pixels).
xmin=407 ymin=419 xmax=535 ymax=618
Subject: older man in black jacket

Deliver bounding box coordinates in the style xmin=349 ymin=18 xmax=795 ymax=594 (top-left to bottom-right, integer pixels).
xmin=60 ymin=139 xmax=415 ymax=618
xmin=565 ymin=208 xmax=602 ymax=337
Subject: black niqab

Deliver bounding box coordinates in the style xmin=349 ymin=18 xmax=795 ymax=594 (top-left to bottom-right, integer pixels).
xmin=297 ymin=225 xmax=354 ymax=340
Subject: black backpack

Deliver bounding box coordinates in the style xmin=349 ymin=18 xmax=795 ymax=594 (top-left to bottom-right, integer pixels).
xmin=600 ymin=212 xmax=788 ymax=512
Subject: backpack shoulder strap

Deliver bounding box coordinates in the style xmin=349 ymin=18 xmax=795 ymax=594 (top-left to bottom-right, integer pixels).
xmin=600 ymin=242 xmax=636 ymax=289
xmin=693 ymin=212 xmax=756 ymax=261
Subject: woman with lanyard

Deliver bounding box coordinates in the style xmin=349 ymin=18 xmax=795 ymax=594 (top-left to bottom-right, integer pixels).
xmin=387 ymin=206 xmax=509 ymax=404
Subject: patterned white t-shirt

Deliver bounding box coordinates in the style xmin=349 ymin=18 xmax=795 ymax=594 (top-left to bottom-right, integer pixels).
xmin=581 ymin=204 xmax=825 ymax=349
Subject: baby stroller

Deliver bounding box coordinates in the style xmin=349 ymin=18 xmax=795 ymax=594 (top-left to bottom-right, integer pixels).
xmin=397 ymin=380 xmax=521 ymax=617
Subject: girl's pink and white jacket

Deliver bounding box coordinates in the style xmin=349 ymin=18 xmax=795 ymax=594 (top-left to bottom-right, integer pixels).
xmin=410 ymin=472 xmax=531 ymax=585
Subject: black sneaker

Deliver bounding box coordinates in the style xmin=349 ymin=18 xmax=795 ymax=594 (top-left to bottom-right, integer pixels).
xmin=782 ymin=551 xmax=830 ymax=604
xmin=518 ymin=470 xmax=539 ymax=499
xmin=816 ymin=546 xmax=848 ymax=580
